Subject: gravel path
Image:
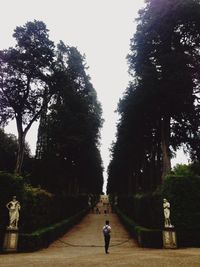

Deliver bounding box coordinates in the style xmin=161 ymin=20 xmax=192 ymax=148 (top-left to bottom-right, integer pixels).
xmin=1 ymin=211 xmax=200 ymax=267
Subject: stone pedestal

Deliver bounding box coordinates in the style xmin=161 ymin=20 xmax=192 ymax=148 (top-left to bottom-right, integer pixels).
xmin=3 ymin=228 xmax=18 ymax=252
xmin=162 ymin=228 xmax=177 ymax=249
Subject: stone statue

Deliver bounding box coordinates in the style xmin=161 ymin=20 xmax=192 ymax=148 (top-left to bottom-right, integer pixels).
xmin=163 ymin=198 xmax=173 ymax=228
xmin=6 ymin=196 xmax=21 ymax=229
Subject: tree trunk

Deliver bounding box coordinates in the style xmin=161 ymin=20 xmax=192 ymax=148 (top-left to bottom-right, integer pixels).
xmin=161 ymin=115 xmax=171 ymax=181
xmin=15 ymin=109 xmax=42 ymax=174
xmin=15 ymin=133 xmax=26 ymax=174
xmin=15 ymin=118 xmax=26 ymax=174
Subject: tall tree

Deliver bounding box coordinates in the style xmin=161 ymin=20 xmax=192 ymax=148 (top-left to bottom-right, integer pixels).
xmin=107 ymin=0 xmax=200 ymax=194
xmin=128 ymin=0 xmax=200 ymax=178
xmin=35 ymin=42 xmax=103 ymax=194
xmin=0 ymin=21 xmax=55 ymax=173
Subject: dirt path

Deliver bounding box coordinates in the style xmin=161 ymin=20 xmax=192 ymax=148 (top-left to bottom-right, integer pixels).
xmin=1 ymin=212 xmax=200 ymax=267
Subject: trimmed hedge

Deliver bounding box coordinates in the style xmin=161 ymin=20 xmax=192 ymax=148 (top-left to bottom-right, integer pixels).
xmin=117 ymin=193 xmax=163 ymax=229
xmin=115 ymin=207 xmax=162 ymax=248
xmin=176 ymin=228 xmax=200 ymax=247
xmin=0 ymin=172 xmax=89 ymax=233
xmin=18 ymin=208 xmax=89 ymax=252
xmin=162 ymin=171 xmax=200 ymax=247
xmin=162 ymin=173 xmax=200 ymax=229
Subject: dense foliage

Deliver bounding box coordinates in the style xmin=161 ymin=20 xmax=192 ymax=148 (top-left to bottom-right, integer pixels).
xmin=0 ymin=129 xmax=30 ymax=171
xmin=162 ymin=164 xmax=200 ymax=229
xmin=107 ymin=0 xmax=200 ymax=195
xmin=0 ymin=21 xmax=55 ymax=173
xmin=113 ymin=164 xmax=200 ymax=247
xmin=0 ymin=171 xmax=90 ymax=253
xmin=34 ymin=42 xmax=103 ymax=194
xmin=0 ymin=20 xmax=103 ymax=195
xmin=0 ymin=21 xmax=103 ymax=246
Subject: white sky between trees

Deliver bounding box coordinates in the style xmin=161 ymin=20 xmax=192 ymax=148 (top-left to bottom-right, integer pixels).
xmin=1 ymin=0 xmax=188 ymax=192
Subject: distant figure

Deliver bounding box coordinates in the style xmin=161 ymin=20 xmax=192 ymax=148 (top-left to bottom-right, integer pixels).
xmin=102 ymin=220 xmax=111 ymax=254
xmin=163 ymin=198 xmax=173 ymax=228
xmin=96 ymin=207 xmax=100 ymax=214
xmin=6 ymin=196 xmax=21 ymax=229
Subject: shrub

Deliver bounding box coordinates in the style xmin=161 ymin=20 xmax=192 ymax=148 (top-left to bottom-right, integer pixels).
xmin=18 ymin=208 xmax=89 ymax=251
xmin=115 ymin=206 xmax=162 ymax=248
xmin=118 ymin=192 xmax=163 ymax=229
xmin=0 ymin=172 xmax=25 ymax=251
xmin=162 ymin=173 xmax=200 ymax=229
xmin=20 ymin=185 xmax=55 ymax=233
xmin=0 ymin=172 xmax=24 ymax=225
xmin=0 ymin=171 xmax=90 ymax=251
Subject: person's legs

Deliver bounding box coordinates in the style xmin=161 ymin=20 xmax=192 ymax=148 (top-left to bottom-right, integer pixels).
xmin=104 ymin=235 xmax=110 ymax=253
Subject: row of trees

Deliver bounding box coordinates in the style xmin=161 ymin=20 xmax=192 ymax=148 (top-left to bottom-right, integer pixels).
xmin=107 ymin=0 xmax=200 ymax=194
xmin=0 ymin=20 xmax=103 ymax=195
xmin=33 ymin=42 xmax=103 ymax=194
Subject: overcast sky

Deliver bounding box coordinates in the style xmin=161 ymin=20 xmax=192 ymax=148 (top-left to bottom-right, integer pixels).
xmin=1 ymin=0 xmax=188 ymax=191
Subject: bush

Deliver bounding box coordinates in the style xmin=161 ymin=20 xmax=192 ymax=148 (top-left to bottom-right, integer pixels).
xmin=113 ymin=163 xmax=200 ymax=247
xmin=118 ymin=192 xmax=163 ymax=229
xmin=0 ymin=172 xmax=25 ymax=248
xmin=0 ymin=172 xmax=23 ymax=228
xmin=115 ymin=206 xmax=162 ymax=248
xmin=176 ymin=228 xmax=200 ymax=247
xmin=20 ymin=185 xmax=55 ymax=233
xmin=20 ymin=189 xmax=89 ymax=233
xmin=18 ymin=208 xmax=89 ymax=251
xmin=0 ymin=171 xmax=92 ymax=252
xmin=0 ymin=172 xmax=24 ymax=205
xmin=0 ymin=172 xmax=89 ymax=241
xmin=162 ymin=172 xmax=200 ymax=229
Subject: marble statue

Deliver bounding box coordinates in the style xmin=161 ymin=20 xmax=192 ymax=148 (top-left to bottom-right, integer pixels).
xmin=6 ymin=196 xmax=21 ymax=229
xmin=163 ymin=198 xmax=173 ymax=228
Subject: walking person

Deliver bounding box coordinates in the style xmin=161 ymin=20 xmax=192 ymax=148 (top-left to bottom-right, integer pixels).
xmin=102 ymin=220 xmax=111 ymax=254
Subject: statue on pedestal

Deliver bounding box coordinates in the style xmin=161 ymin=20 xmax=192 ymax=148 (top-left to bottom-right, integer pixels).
xmin=6 ymin=196 xmax=21 ymax=230
xmin=163 ymin=198 xmax=173 ymax=228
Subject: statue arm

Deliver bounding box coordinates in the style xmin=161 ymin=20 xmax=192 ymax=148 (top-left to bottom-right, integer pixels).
xmin=6 ymin=202 xmax=11 ymax=209
xmin=17 ymin=202 xmax=21 ymax=210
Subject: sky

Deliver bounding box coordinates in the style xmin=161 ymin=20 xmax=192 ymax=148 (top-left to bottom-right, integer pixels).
xmin=1 ymin=0 xmax=188 ymax=191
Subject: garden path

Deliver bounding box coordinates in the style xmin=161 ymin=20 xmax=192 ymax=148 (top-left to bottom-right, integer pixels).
xmin=1 ymin=204 xmax=200 ymax=266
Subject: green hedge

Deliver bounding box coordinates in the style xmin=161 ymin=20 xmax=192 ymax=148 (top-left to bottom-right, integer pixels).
xmin=117 ymin=193 xmax=163 ymax=229
xmin=18 ymin=208 xmax=89 ymax=252
xmin=176 ymin=228 xmax=200 ymax=247
xmin=0 ymin=172 xmax=25 ymax=248
xmin=0 ymin=172 xmax=89 ymax=233
xmin=115 ymin=164 xmax=200 ymax=248
xmin=115 ymin=207 xmax=162 ymax=248
xmin=162 ymin=170 xmax=200 ymax=247
xmin=162 ymin=173 xmax=200 ymax=229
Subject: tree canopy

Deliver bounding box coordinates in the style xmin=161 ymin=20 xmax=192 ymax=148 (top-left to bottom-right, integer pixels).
xmin=35 ymin=42 xmax=104 ymax=194
xmin=0 ymin=21 xmax=104 ymax=195
xmin=0 ymin=20 xmax=55 ymax=173
xmin=107 ymin=0 xmax=200 ymax=195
